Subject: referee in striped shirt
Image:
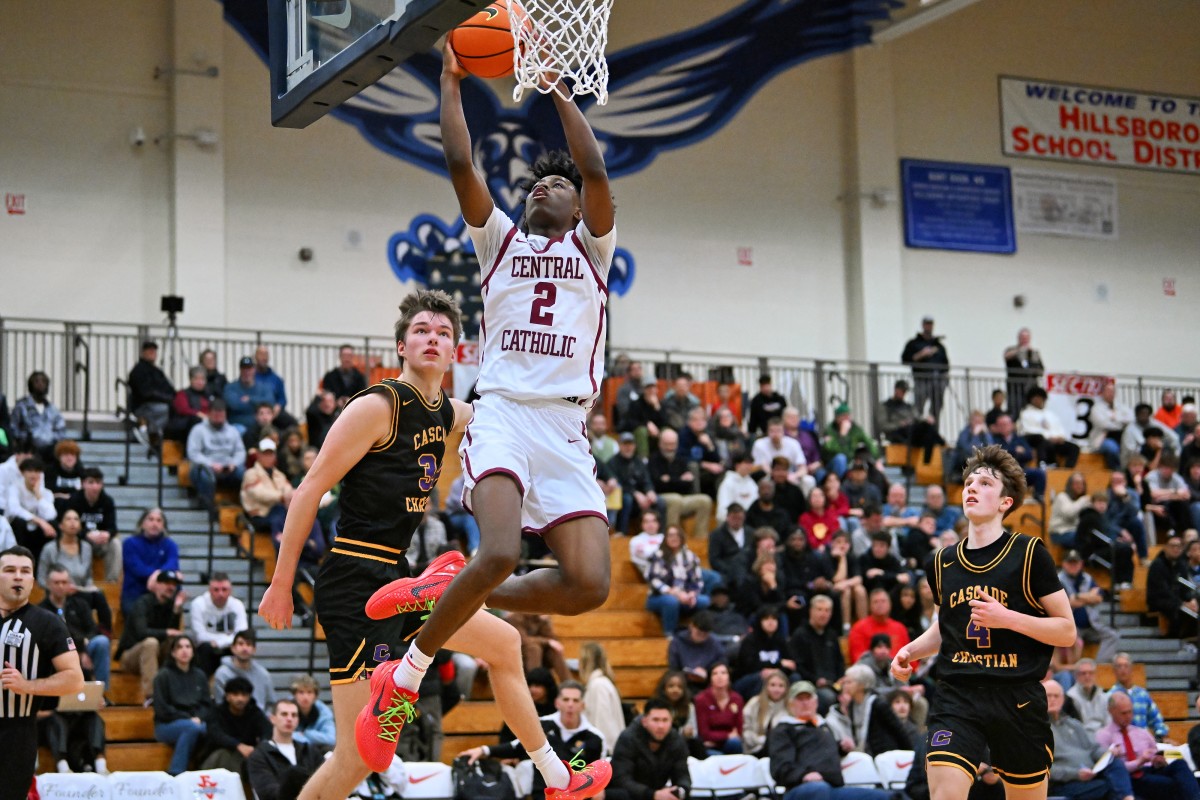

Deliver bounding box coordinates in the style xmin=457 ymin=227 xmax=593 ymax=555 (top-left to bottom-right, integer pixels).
xmin=1 ymin=546 xmax=84 ymax=800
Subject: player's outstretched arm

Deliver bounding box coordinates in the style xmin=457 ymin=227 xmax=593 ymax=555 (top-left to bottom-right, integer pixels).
xmin=891 ymin=622 xmax=941 ymax=682
xmin=550 ymin=90 xmax=613 ymax=237
xmin=968 ymin=588 xmax=1077 ymax=648
xmin=440 ymin=41 xmax=493 ymax=227
xmin=258 ymin=393 xmax=390 ymax=629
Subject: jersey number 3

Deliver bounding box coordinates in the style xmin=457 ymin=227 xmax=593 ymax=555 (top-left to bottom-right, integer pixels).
xmin=530 ymin=281 xmax=556 ymax=326
xmin=417 ymin=454 xmax=441 ymax=492
xmin=966 ymin=619 xmax=992 ymax=648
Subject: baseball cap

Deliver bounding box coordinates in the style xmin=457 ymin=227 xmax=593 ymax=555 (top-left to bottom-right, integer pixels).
xmin=239 ymin=356 xmax=254 ymax=368
xmin=1063 ymin=550 xmax=1083 ymax=563
xmin=787 ymin=680 xmax=817 ymax=701
xmin=141 ymin=340 xmax=158 ymax=351
xmin=259 ymin=438 xmax=277 ymax=452
xmin=834 ymin=402 xmax=851 ymax=416
xmin=157 ymin=570 xmax=182 ymax=584
xmin=618 ymin=432 xmax=636 ymax=443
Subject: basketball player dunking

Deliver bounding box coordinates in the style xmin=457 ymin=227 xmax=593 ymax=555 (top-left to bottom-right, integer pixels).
xmin=355 ymin=42 xmax=615 ymax=799
xmin=891 ymin=445 xmax=1076 ymax=800
xmin=259 ymin=291 xmax=607 ymax=800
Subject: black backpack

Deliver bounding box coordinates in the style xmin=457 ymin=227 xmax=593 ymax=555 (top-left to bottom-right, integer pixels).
xmin=451 ymin=756 xmax=516 ymax=800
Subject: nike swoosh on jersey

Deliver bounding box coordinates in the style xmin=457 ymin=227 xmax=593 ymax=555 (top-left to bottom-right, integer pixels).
xmin=1017 ymin=701 xmax=1031 ymax=708
xmin=719 ymin=764 xmax=745 ymax=775
xmin=943 ymin=561 xmax=954 ymax=567
xmin=403 ymin=399 xmax=415 ymax=406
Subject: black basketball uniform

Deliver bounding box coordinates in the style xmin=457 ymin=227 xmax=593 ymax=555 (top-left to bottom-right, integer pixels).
xmin=314 ymin=379 xmax=456 ymax=685
xmin=923 ymin=530 xmax=1062 ymax=787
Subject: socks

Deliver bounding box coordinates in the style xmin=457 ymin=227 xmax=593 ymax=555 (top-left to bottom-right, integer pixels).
xmin=57 ymin=759 xmax=71 ymax=773
xmin=391 ymin=644 xmax=434 ymax=693
xmin=94 ymin=756 xmax=109 ymax=775
xmin=528 ymin=741 xmax=570 ymax=790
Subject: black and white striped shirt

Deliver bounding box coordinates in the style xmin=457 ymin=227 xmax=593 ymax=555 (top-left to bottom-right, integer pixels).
xmin=0 ymin=603 xmax=75 ymax=719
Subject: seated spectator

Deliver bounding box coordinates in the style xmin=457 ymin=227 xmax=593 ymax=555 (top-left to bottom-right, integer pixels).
xmin=1122 ymin=403 xmax=1182 ymax=468
xmin=243 ymin=403 xmax=279 ymax=455
xmin=772 ymin=454 xmax=809 ymax=524
xmin=788 ymin=594 xmax=844 ymax=713
xmin=782 ymin=407 xmax=825 ymax=483
xmin=1155 ymin=389 xmax=1181 ymax=430
xmin=742 ymin=668 xmax=789 ymax=757
xmin=678 ymin=407 xmax=726 ymax=498
xmin=1076 ymin=493 xmax=1135 ymax=588
xmin=733 ymin=606 xmax=795 ymax=699
xmin=128 ymin=340 xmax=176 ymax=443
xmin=609 ymin=432 xmax=662 ymax=535
xmin=589 ymin=411 xmax=618 ymax=464
xmin=848 ymin=588 xmax=909 ymax=663
xmin=578 ymin=642 xmax=625 ymax=755
xmin=900 ymin=512 xmax=940 ymax=573
xmin=747 ymin=374 xmax=787 ymax=437
xmin=985 ymin=388 xmax=1008 ymax=428
xmin=744 ymin=539 xmax=787 ymax=614
xmin=11 ymin=370 xmax=67 ymax=460
xmin=629 ymin=510 xmax=666 ymax=578
xmin=224 ymin=357 xmax=275 ymax=433
xmin=1106 ymin=471 xmax=1148 ymax=559
xmin=1098 ymin=691 xmax=1200 ymax=799
xmin=693 ymin=662 xmax=744 ymax=756
xmin=1145 ymin=534 xmax=1196 ymax=639
xmin=851 ymin=505 xmax=898 ymax=561
xmin=648 ymin=428 xmax=713 ymax=534
xmin=154 ymin=634 xmax=211 ymax=776
xmin=39 ymin=564 xmax=111 ymax=689
xmin=65 ymin=468 xmax=122 ymax=582
xmin=506 ymin=612 xmax=570 ymax=682
xmin=710 ymin=406 xmax=750 ymax=467
xmin=1186 ymin=459 xmax=1200 ymax=533
xmin=857 ymin=532 xmax=908 ymax=595
xmin=624 ymin=377 xmax=665 ymax=457
xmin=800 ymin=486 xmax=842 ymax=552
xmin=118 ymin=569 xmax=185 ymax=701
xmin=922 ymin=484 xmax=963 ymax=532
xmin=1067 ymin=658 xmax=1110 ymax=735
xmin=214 ymin=629 xmax=277 ymax=711
xmin=277 ymin=428 xmax=306 ymax=481
xmin=667 ymin=611 xmax=727 ymax=690
xmin=769 ymin=681 xmax=891 ymax=800
xmin=289 ymin=674 xmax=335 ymax=750
xmin=321 ymin=345 xmax=367 ymax=409
xmin=828 ymin=530 xmax=866 ymax=626
xmin=842 ymin=459 xmax=885 ymax=519
xmin=1044 ymin=678 xmax=1134 ymax=800
xmin=715 ymin=454 xmax=758 ymax=524
xmin=707 ymin=584 xmax=750 ymax=641
xmin=827 ymin=663 xmax=910 ymax=756
xmin=1109 ymin=652 xmax=1169 ymax=739
xmin=1049 ymin=472 xmax=1091 ymax=547
xmin=854 ymin=633 xmax=899 ymax=692
xmin=253 ymin=346 xmax=299 ymax=430
xmin=779 ymin=527 xmax=836 ymax=625
xmin=201 ymin=675 xmax=271 ymax=774
xmin=650 ymin=670 xmax=702 ymax=755
xmin=36 ymin=699 xmax=108 ymax=776
xmin=753 ymin=418 xmax=812 ymax=491
xmin=1058 ymin=550 xmax=1120 ymax=667
xmin=877 ymin=379 xmax=944 ymax=458
xmin=199 ymin=349 xmax=227 ymax=399
xmin=121 ymin=507 xmax=180 ymax=614
xmin=606 ymin=698 xmax=692 ymax=800
xmin=992 ymin=413 xmax=1045 ymax=500
xmin=45 ymin=439 xmax=84 ymax=514
xmin=304 ymin=390 xmax=338 ymax=450
xmin=247 ymin=698 xmax=324 ymax=800
xmin=886 ymin=688 xmax=922 ymax=748
xmin=7 ymin=456 xmax=57 ymax=561
xmin=1146 ymin=451 xmax=1193 ymax=536
xmin=889 ymin=584 xmax=925 ymax=644
xmin=185 ymin=399 xmax=246 ymax=512
xmin=661 ymin=373 xmax=700 ymax=432
xmin=1090 ymin=383 xmax=1135 ymax=469
xmin=243 ymin=440 xmax=323 ymax=559
xmin=646 ymin=525 xmax=710 ymax=635
xmin=747 ymin=477 xmax=792 ymax=539
xmin=190 ymin=572 xmax=248 ymax=676
xmin=951 ymin=410 xmax=996 ymax=476
xmin=821 ymin=403 xmax=882 ymax=479
xmin=36 ymin=509 xmax=101 ymax=594
xmin=882 ymin=482 xmax=921 ymax=540
xmin=166 ymin=366 xmax=211 ymax=442
xmin=1018 ymin=387 xmax=1080 ymax=467
xmin=708 ymin=502 xmax=754 ymax=593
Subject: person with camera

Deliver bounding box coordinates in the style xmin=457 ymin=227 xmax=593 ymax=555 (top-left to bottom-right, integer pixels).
xmin=901 ymin=316 xmax=950 ymax=423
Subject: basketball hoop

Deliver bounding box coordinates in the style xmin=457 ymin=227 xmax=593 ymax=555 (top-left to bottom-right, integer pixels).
xmin=508 ymin=0 xmax=614 ymax=105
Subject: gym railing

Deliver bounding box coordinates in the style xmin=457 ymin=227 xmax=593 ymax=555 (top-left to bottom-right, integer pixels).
xmin=113 ymin=377 xmax=165 ymax=509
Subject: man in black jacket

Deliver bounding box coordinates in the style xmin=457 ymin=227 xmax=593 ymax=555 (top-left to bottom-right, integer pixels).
xmin=707 ymin=504 xmax=754 ymax=593
xmin=788 ymin=594 xmax=844 ymax=713
xmin=248 ymin=698 xmax=324 ymax=800
xmin=769 ymin=681 xmax=890 ymax=800
xmin=39 ymin=565 xmax=112 ymax=688
xmin=609 ymin=432 xmax=663 ymax=534
xmin=608 ymin=698 xmax=691 ymax=800
xmin=128 ymin=340 xmax=176 ymax=443
xmin=1147 ymin=534 xmax=1197 ymax=637
xmin=65 ymin=468 xmax=121 ymax=582
xmin=116 ymin=570 xmax=184 ymax=701
xmin=200 ymin=675 xmax=271 ymax=774
xmin=321 ymin=345 xmax=367 ymax=409
xmin=649 ymin=429 xmax=713 ymax=535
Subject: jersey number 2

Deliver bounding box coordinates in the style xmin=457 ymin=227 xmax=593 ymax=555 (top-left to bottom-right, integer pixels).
xmin=417 ymin=454 xmax=441 ymax=492
xmin=530 ymin=281 xmax=556 ymax=326
xmin=966 ymin=619 xmax=992 ymax=648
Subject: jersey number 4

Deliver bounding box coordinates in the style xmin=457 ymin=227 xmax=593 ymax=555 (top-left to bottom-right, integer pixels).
xmin=530 ymin=281 xmax=556 ymax=326
xmin=966 ymin=619 xmax=992 ymax=648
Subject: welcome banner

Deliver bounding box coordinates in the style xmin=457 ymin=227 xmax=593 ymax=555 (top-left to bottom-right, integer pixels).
xmin=1000 ymin=76 xmax=1200 ymax=175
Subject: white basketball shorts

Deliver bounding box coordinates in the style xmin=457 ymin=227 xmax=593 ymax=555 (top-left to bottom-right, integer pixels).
xmin=459 ymin=392 xmax=608 ymax=533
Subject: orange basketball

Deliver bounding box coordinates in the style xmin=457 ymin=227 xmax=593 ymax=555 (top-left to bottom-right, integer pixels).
xmin=448 ymin=0 xmax=525 ymax=79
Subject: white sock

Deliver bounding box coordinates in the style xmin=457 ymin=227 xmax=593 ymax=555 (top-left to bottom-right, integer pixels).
xmin=528 ymin=741 xmax=570 ymax=790
xmin=57 ymin=759 xmax=71 ymax=773
xmin=94 ymin=756 xmax=108 ymax=775
xmin=391 ymin=644 xmax=434 ymax=693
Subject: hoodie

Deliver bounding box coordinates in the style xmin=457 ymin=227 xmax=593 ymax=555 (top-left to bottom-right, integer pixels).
xmin=213 ymin=655 xmax=277 ymax=710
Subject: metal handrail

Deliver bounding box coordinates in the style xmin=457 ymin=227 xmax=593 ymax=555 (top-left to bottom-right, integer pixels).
xmin=113 ymin=377 xmax=164 ymax=508
xmin=74 ymin=334 xmax=91 ymax=441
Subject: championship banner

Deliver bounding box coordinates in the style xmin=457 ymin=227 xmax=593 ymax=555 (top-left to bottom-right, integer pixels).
xmin=1045 ymin=373 xmax=1113 ymax=447
xmin=1013 ymin=170 xmax=1117 ymax=240
xmin=1000 ymin=76 xmax=1200 ymax=175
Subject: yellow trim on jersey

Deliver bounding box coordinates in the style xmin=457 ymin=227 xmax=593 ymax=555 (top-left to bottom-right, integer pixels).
xmin=394 ymin=379 xmax=444 ymax=412
xmin=330 ymin=639 xmax=366 ymax=675
xmin=1022 ymin=535 xmax=1047 ymax=611
xmin=933 ymin=546 xmax=945 ymax=604
xmin=329 ymin=548 xmax=399 ymax=565
xmin=329 ymin=665 xmax=366 ymax=685
xmin=956 ymin=530 xmax=1021 ymax=573
xmin=369 ymin=382 xmax=401 ymax=453
xmin=333 ymin=536 xmax=405 ymax=554
xmin=992 ymin=766 xmax=1050 ymax=778
xmin=927 ymin=751 xmax=979 ymax=781
xmin=1046 ymin=744 xmax=1054 ymax=762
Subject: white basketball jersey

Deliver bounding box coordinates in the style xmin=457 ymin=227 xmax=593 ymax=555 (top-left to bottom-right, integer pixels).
xmin=468 ymin=205 xmax=615 ymax=406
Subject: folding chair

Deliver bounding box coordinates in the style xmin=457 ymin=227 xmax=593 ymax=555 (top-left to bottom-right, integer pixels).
xmin=840 ymin=751 xmax=884 ymax=788
xmin=874 ymin=749 xmax=916 ymax=790
xmin=689 ymin=754 xmax=774 ymax=798
xmin=403 ymin=762 xmax=455 ymax=800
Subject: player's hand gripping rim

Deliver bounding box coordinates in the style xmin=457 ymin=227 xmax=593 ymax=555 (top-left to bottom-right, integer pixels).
xmin=890 ymin=646 xmax=914 ymax=682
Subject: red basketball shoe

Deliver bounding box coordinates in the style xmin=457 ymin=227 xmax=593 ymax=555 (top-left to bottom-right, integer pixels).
xmin=365 ymin=549 xmax=466 ymax=620
xmin=544 ymin=754 xmax=612 ymax=800
xmin=355 ymin=659 xmax=419 ymax=772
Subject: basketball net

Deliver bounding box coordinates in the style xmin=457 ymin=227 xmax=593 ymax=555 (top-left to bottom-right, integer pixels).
xmin=509 ymin=0 xmax=614 ymax=105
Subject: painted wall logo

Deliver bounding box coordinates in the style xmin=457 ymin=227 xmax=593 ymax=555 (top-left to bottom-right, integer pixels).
xmin=222 ymin=0 xmax=900 ymax=297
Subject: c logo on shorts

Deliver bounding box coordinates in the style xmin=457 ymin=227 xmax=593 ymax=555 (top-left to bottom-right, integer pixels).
xmin=931 ymin=730 xmax=953 ymax=747
xmin=372 ymin=644 xmax=392 ymax=663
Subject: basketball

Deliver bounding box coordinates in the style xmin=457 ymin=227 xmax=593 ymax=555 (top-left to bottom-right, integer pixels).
xmin=448 ymin=0 xmax=525 ymax=79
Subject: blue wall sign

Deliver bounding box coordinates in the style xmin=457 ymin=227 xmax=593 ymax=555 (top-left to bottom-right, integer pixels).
xmin=901 ymin=159 xmax=1016 ymax=254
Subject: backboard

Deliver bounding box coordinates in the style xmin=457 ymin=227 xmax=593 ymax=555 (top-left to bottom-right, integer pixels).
xmin=268 ymin=0 xmax=492 ymax=128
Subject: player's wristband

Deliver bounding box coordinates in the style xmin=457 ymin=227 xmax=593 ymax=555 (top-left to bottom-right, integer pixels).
xmin=481 ymin=745 xmax=490 ymax=757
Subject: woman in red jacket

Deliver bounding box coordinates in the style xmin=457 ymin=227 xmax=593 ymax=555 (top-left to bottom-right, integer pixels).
xmin=692 ymin=662 xmax=744 ymax=756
